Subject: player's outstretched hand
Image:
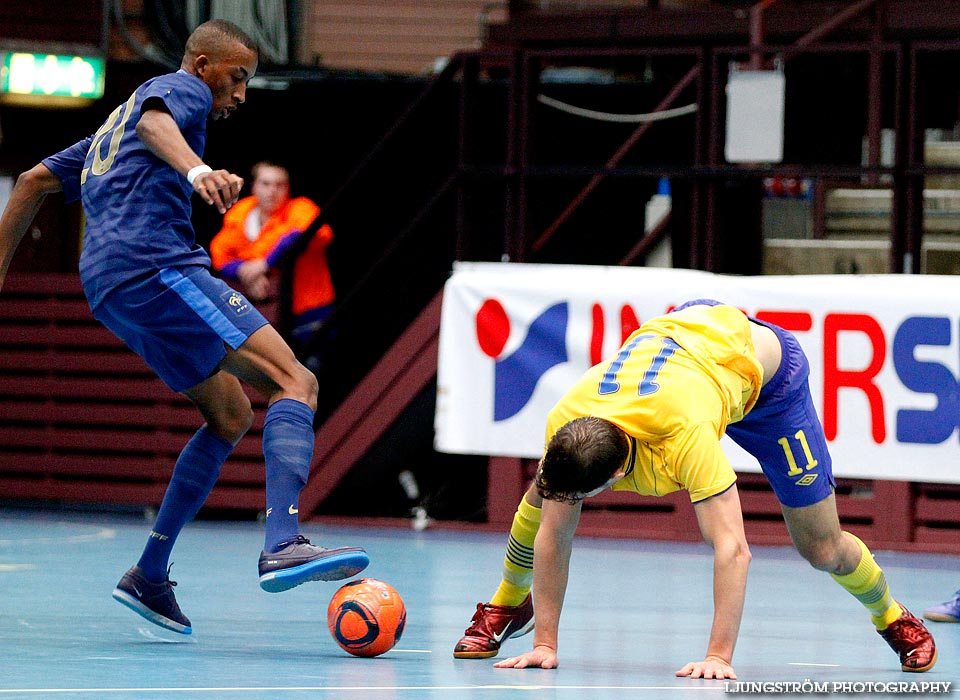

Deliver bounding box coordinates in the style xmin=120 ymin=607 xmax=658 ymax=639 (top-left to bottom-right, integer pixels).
xmin=494 ymin=645 xmax=558 ymax=669
xmin=676 ymin=655 xmax=736 ymax=680
xmin=194 ymin=170 xmax=244 ymax=214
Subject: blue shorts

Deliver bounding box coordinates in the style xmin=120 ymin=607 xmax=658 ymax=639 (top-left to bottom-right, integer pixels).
xmin=92 ymin=266 xmax=270 ymax=393
xmin=725 ymin=320 xmax=837 ymax=508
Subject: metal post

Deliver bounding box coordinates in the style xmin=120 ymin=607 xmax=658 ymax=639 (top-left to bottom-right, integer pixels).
xmin=456 ymin=55 xmax=479 ymax=261
xmin=749 ymin=0 xmax=781 ymax=70
xmin=503 ymin=49 xmax=522 ymax=262
xmin=865 ymin=1 xmax=887 ymax=187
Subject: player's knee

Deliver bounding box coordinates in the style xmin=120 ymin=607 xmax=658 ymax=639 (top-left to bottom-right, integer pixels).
xmin=234 ymin=402 xmax=256 ymax=438
xmin=796 ymin=538 xmax=843 ymax=572
xmin=287 ymin=361 xmax=319 ymax=410
xmin=208 ymin=394 xmax=255 ymax=443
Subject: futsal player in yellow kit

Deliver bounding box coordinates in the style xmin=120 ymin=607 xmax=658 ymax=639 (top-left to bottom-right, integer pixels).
xmin=453 ymin=300 xmax=937 ymax=677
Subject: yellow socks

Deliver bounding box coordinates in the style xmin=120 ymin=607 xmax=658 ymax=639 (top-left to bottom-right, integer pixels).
xmin=829 ymin=532 xmax=902 ymax=629
xmin=490 ymin=497 xmax=541 ymax=607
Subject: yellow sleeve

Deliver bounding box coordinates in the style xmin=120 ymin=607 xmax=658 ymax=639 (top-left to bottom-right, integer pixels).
xmin=673 ymin=421 xmax=737 ymax=503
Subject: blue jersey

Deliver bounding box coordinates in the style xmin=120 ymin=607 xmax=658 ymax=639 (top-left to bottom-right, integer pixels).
xmin=43 ymin=70 xmax=213 ymax=308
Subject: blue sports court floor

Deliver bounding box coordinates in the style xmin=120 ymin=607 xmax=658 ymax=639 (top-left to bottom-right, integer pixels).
xmin=0 ymin=508 xmax=957 ymax=700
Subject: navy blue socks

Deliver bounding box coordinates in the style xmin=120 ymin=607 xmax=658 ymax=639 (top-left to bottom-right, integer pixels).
xmin=262 ymin=398 xmax=314 ymax=551
xmin=137 ymin=425 xmax=233 ymax=582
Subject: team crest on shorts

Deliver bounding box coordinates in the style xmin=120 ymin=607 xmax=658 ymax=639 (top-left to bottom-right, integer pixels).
xmin=222 ymin=290 xmax=249 ymax=314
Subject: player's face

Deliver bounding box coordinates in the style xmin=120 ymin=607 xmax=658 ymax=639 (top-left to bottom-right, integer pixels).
xmin=198 ymin=44 xmax=258 ymax=121
xmin=252 ymin=166 xmax=290 ymax=215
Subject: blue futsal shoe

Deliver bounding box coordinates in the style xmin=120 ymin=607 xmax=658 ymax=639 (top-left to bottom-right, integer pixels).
xmin=258 ymin=535 xmax=369 ymax=593
xmin=923 ymin=590 xmax=960 ymax=623
xmin=112 ymin=565 xmax=192 ymax=634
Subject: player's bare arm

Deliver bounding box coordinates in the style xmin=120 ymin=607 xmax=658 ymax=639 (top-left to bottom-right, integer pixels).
xmin=676 ymin=485 xmax=750 ymax=680
xmin=135 ymin=108 xmax=243 ymax=214
xmin=494 ymin=497 xmax=581 ymax=670
xmin=0 ymin=164 xmax=63 ymax=288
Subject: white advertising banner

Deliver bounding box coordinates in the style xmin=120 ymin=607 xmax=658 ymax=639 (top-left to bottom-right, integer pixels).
xmin=435 ymin=262 xmax=960 ymax=484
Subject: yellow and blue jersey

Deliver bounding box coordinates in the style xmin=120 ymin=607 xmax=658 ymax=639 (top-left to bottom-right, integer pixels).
xmin=545 ymin=303 xmax=763 ymax=503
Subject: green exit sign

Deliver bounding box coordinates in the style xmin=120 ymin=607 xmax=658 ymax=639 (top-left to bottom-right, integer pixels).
xmin=0 ymin=52 xmax=105 ymax=107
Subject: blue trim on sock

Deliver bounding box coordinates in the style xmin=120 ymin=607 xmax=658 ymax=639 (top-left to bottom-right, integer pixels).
xmin=265 ymin=397 xmax=315 ymax=426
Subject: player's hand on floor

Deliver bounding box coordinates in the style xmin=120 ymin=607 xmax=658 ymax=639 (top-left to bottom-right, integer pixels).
xmin=494 ymin=645 xmax=558 ymax=669
xmin=676 ymin=655 xmax=736 ymax=680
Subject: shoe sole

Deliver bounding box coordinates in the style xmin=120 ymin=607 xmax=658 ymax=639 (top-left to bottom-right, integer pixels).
xmin=259 ymin=551 xmax=370 ymax=593
xmin=111 ymin=588 xmax=192 ymax=635
xmin=923 ymin=612 xmax=959 ymax=623
xmin=453 ymin=648 xmax=499 ymax=659
xmin=902 ymin=647 xmax=938 ymax=673
xmin=452 ymin=617 xmax=535 ymax=659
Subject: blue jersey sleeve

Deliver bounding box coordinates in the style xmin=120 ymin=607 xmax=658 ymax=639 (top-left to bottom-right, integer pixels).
xmin=139 ymin=71 xmax=211 ymax=135
xmin=77 ymin=70 xmax=214 ymax=308
xmin=42 ymin=136 xmax=94 ymax=203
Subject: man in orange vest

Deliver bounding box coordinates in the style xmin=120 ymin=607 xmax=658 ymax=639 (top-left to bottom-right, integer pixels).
xmin=210 ymin=161 xmax=335 ymax=348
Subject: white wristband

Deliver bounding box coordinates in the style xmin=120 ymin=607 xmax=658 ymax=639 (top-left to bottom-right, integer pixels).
xmin=187 ymin=164 xmax=213 ymax=186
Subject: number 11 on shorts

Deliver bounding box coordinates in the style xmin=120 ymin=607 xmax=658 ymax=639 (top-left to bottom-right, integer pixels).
xmin=778 ymin=430 xmax=819 ymax=477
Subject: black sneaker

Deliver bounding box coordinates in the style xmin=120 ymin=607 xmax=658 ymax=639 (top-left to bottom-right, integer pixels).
xmin=112 ymin=565 xmax=192 ymax=634
xmin=258 ymin=535 xmax=369 ymax=593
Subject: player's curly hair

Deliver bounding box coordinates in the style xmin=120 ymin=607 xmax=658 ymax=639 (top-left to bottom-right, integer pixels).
xmin=535 ymin=417 xmax=628 ymax=504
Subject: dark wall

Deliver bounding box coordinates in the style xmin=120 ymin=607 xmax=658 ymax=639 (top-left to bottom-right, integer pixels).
xmin=193 ymin=75 xmax=434 ymax=252
xmin=0 ymin=0 xmax=104 ymax=46
xmin=0 ymin=63 xmax=431 ymax=278
xmin=6 ymin=47 xmax=960 ymax=279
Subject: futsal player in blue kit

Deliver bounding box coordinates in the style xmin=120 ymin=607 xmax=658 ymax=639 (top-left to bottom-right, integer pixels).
xmin=0 ymin=19 xmax=368 ymax=634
